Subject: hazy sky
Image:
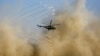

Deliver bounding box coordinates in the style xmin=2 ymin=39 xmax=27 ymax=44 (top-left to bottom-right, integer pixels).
xmin=86 ymin=0 xmax=100 ymax=13
xmin=0 ymin=0 xmax=100 ymax=13
xmin=0 ymin=0 xmax=100 ymax=30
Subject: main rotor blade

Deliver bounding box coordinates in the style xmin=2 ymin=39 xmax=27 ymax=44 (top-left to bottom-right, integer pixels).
xmin=53 ymin=24 xmax=60 ymax=26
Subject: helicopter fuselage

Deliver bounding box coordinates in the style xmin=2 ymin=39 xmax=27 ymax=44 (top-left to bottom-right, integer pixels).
xmin=44 ymin=26 xmax=56 ymax=30
xmin=37 ymin=19 xmax=59 ymax=30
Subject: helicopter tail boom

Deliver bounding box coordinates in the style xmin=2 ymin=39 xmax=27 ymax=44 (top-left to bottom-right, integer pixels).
xmin=37 ymin=25 xmax=42 ymax=27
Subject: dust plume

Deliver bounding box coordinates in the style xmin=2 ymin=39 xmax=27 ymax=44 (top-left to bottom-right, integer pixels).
xmin=0 ymin=0 xmax=100 ymax=56
xmin=0 ymin=22 xmax=34 ymax=56
xmin=36 ymin=0 xmax=100 ymax=56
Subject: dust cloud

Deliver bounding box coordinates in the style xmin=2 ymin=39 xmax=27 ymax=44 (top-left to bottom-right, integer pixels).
xmin=0 ymin=22 xmax=34 ymax=56
xmin=0 ymin=0 xmax=100 ymax=56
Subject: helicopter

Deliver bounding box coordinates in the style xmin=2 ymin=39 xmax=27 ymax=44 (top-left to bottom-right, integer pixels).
xmin=37 ymin=20 xmax=59 ymax=30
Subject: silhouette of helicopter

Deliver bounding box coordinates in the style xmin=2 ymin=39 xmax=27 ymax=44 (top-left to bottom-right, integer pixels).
xmin=37 ymin=20 xmax=59 ymax=30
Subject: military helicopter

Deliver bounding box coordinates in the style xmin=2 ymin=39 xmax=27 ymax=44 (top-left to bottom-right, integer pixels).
xmin=37 ymin=20 xmax=59 ymax=30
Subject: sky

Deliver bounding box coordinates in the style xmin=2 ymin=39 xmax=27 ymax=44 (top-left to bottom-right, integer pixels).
xmin=86 ymin=0 xmax=100 ymax=13
xmin=0 ymin=0 xmax=100 ymax=15
xmin=0 ymin=0 xmax=99 ymax=12
xmin=0 ymin=0 xmax=100 ymax=30
xmin=0 ymin=0 xmax=63 ymax=29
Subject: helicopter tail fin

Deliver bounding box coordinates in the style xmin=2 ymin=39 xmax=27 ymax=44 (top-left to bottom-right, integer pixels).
xmin=50 ymin=20 xmax=52 ymax=26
